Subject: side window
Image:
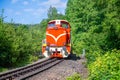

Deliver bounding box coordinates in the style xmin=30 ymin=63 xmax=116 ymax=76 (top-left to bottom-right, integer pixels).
xmin=48 ymin=22 xmax=55 ymax=27
xmin=61 ymin=23 xmax=68 ymax=28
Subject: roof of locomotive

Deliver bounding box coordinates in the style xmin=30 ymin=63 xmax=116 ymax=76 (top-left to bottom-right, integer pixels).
xmin=48 ymin=20 xmax=69 ymax=23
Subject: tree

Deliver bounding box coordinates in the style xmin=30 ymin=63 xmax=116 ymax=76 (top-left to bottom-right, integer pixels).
xmin=47 ymin=6 xmax=58 ymax=20
xmin=47 ymin=6 xmax=65 ymax=20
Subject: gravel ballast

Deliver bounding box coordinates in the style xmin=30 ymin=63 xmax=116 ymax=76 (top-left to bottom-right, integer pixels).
xmin=27 ymin=55 xmax=88 ymax=80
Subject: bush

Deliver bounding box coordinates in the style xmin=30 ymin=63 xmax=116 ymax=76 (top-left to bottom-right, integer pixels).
xmin=66 ymin=73 xmax=81 ymax=80
xmin=0 ymin=67 xmax=8 ymax=72
xmin=88 ymin=49 xmax=120 ymax=80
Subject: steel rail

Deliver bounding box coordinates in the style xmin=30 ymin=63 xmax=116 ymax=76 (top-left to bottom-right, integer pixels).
xmin=0 ymin=58 xmax=63 ymax=80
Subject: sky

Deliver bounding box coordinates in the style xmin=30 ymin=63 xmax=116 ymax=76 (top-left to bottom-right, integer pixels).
xmin=0 ymin=0 xmax=68 ymax=24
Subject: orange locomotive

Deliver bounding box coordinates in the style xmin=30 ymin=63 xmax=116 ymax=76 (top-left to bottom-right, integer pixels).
xmin=42 ymin=20 xmax=71 ymax=58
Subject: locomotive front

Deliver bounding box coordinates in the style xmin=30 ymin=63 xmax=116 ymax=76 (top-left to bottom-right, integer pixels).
xmin=42 ymin=20 xmax=71 ymax=58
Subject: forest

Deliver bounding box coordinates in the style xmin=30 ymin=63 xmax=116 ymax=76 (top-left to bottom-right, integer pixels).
xmin=0 ymin=0 xmax=120 ymax=79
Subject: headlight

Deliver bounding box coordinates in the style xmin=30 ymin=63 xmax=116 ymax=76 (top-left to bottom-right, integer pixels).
xmin=42 ymin=44 xmax=46 ymax=46
xmin=66 ymin=43 xmax=71 ymax=46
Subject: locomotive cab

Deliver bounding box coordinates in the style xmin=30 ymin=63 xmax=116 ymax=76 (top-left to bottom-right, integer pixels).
xmin=42 ymin=20 xmax=71 ymax=58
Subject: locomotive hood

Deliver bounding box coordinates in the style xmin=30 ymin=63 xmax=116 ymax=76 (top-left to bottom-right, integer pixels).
xmin=46 ymin=28 xmax=67 ymax=46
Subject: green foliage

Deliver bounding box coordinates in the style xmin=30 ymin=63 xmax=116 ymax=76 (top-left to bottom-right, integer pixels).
xmin=0 ymin=22 xmax=44 ymax=68
xmin=0 ymin=12 xmax=45 ymax=68
xmin=66 ymin=73 xmax=81 ymax=80
xmin=66 ymin=0 xmax=120 ymax=60
xmin=47 ymin=6 xmax=65 ymax=20
xmin=101 ymin=0 xmax=120 ymax=50
xmin=48 ymin=6 xmax=58 ymax=20
xmin=66 ymin=0 xmax=102 ymax=56
xmin=66 ymin=0 xmax=120 ymax=79
xmin=88 ymin=50 xmax=120 ymax=80
xmin=0 ymin=22 xmax=16 ymax=67
xmin=0 ymin=67 xmax=8 ymax=72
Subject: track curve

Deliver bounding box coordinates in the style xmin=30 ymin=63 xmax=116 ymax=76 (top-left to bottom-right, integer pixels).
xmin=0 ymin=58 xmax=64 ymax=80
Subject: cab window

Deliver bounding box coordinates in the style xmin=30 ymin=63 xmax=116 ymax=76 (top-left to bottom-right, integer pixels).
xmin=61 ymin=23 xmax=68 ymax=28
xmin=48 ymin=22 xmax=55 ymax=27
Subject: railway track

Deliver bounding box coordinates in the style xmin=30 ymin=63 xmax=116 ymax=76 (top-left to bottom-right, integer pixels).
xmin=0 ymin=58 xmax=64 ymax=80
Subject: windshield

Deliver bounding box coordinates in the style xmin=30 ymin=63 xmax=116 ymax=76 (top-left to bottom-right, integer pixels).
xmin=48 ymin=22 xmax=55 ymax=27
xmin=61 ymin=23 xmax=68 ymax=28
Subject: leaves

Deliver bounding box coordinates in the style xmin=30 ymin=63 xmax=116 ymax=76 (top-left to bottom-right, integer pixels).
xmin=89 ymin=50 xmax=120 ymax=80
xmin=66 ymin=0 xmax=120 ymax=79
xmin=66 ymin=73 xmax=81 ymax=80
xmin=0 ymin=20 xmax=43 ymax=67
xmin=47 ymin=6 xmax=65 ymax=20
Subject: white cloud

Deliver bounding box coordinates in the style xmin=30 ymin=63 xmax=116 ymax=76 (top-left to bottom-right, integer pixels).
xmin=38 ymin=0 xmax=67 ymax=14
xmin=23 ymin=1 xmax=29 ymax=5
xmin=22 ymin=0 xmax=67 ymax=19
xmin=23 ymin=8 xmax=46 ymax=18
xmin=33 ymin=8 xmax=46 ymax=16
xmin=40 ymin=0 xmax=67 ymax=9
xmin=8 ymin=0 xmax=67 ymax=24
xmin=11 ymin=0 xmax=19 ymax=4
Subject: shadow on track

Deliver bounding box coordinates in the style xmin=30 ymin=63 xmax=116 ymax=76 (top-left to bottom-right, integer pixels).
xmin=65 ymin=53 xmax=80 ymax=61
